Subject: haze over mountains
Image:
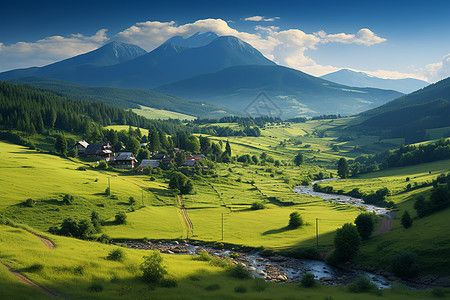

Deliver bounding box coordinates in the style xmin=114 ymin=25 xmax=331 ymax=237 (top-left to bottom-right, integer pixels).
xmin=0 ymin=31 xmax=409 ymax=118
xmin=321 ymin=69 xmax=429 ymax=94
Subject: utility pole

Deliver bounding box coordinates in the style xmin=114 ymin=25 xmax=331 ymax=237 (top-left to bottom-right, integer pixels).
xmin=221 ymin=213 xmax=224 ymax=240
xmin=142 ymin=188 xmax=144 ymax=206
xmin=108 ymin=177 xmax=111 ymax=193
xmin=316 ymin=218 xmax=319 ymax=247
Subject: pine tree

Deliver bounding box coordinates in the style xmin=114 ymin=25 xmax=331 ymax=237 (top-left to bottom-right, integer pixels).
xmin=337 ymin=157 xmax=349 ymax=179
xmin=401 ymin=211 xmax=413 ymax=229
xmin=55 ymin=134 xmax=68 ymax=155
xmin=225 ymin=140 xmax=232 ymax=156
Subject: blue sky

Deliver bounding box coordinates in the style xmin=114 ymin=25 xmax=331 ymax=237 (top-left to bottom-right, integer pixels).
xmin=1 ymin=0 xmax=449 ymax=82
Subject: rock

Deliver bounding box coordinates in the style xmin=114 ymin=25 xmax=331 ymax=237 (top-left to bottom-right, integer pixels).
xmin=174 ymin=241 xmax=179 ymax=245
xmin=277 ymin=275 xmax=286 ymax=281
xmin=249 ymin=267 xmax=256 ymax=271
xmin=257 ymin=270 xmax=266 ymax=276
xmin=167 ymin=250 xmax=174 ymax=254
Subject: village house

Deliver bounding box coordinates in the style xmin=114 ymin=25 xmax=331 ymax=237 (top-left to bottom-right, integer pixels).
xmin=114 ymin=152 xmax=138 ymax=169
xmin=140 ymin=159 xmax=160 ymax=169
xmin=181 ymin=159 xmax=198 ymax=168
xmin=72 ymin=141 xmax=89 ymax=155
xmin=186 ymin=154 xmax=206 ymax=160
xmin=84 ymin=141 xmax=113 ymax=161
xmin=151 ymin=153 xmax=166 ymax=160
xmin=161 ymin=158 xmax=174 ymax=166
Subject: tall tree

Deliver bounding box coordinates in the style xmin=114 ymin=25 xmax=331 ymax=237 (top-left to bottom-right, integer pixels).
xmin=186 ymin=135 xmax=201 ymax=153
xmin=55 ymin=134 xmax=67 ymax=155
xmin=337 ymin=157 xmax=349 ymax=179
xmin=225 ymin=140 xmax=232 ymax=156
xmin=294 ymin=152 xmax=304 ymax=166
xmin=333 ymin=223 xmax=361 ymax=262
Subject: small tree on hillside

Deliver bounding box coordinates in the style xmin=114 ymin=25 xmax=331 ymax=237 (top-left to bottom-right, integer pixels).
xmin=288 ymin=212 xmax=303 ymax=229
xmin=294 ymin=152 xmax=304 ymax=166
xmin=333 ymin=223 xmax=361 ymax=262
xmin=55 ymin=134 xmax=67 ymax=155
xmin=354 ymin=213 xmax=375 ymax=240
xmin=401 ymin=211 xmax=413 ymax=229
xmin=141 ymin=251 xmax=167 ymax=283
xmin=225 ymin=140 xmax=232 ymax=156
xmin=337 ymin=158 xmax=349 ymax=179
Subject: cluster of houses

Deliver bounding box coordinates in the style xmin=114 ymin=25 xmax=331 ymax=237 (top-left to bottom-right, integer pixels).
xmin=73 ymin=141 xmax=206 ymax=170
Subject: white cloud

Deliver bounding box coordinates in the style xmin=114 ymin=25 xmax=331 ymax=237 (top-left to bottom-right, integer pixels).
xmin=0 ymin=29 xmax=108 ymax=71
xmin=320 ymin=28 xmax=386 ymax=46
xmin=423 ymin=54 xmax=450 ymax=82
xmin=244 ymin=16 xmax=280 ymax=22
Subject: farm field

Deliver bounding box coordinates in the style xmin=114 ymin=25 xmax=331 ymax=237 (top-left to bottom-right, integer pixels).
xmin=0 ymin=224 xmax=447 ymax=300
xmin=132 ymin=105 xmax=196 ymax=121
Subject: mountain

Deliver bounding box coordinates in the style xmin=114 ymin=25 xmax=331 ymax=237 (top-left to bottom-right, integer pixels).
xmin=163 ymin=31 xmax=219 ymax=48
xmin=0 ymin=41 xmax=147 ymax=82
xmin=321 ymin=69 xmax=429 ymax=94
xmin=358 ymin=77 xmax=450 ymax=134
xmin=11 ymin=77 xmax=235 ymax=119
xmin=0 ymin=34 xmax=274 ymax=89
xmin=155 ymin=65 xmax=403 ymax=118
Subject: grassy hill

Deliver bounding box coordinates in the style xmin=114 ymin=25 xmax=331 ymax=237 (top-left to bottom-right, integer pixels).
xmin=10 ymin=77 xmax=234 ymax=119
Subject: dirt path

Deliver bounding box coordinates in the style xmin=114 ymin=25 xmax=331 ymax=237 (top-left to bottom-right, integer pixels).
xmin=36 ymin=235 xmax=55 ymax=249
xmin=4 ymin=264 xmax=60 ymax=297
xmin=374 ymin=212 xmax=397 ymax=235
xmin=177 ymin=195 xmax=193 ymax=238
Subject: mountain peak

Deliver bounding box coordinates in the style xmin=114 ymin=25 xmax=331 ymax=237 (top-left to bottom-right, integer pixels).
xmin=164 ymin=31 xmax=219 ymax=48
xmin=98 ymin=41 xmax=147 ymax=59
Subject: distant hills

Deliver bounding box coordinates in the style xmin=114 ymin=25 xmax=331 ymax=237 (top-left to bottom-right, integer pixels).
xmin=357 ymin=76 xmax=450 ymax=141
xmin=0 ymin=32 xmax=406 ymax=118
xmin=10 ymin=77 xmax=235 ymax=119
xmin=321 ymin=69 xmax=429 ymax=94
xmin=156 ymin=65 xmax=403 ymax=118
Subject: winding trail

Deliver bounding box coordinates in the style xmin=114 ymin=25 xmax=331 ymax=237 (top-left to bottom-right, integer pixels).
xmin=2 ymin=230 xmax=59 ymax=297
xmin=177 ymin=195 xmax=193 ymax=238
xmin=4 ymin=265 xmax=60 ymax=298
xmin=374 ymin=212 xmax=397 ymax=235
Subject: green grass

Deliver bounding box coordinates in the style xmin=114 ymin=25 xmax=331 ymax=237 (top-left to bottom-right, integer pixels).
xmin=320 ymin=159 xmax=450 ymax=197
xmin=132 ymin=105 xmax=196 ymax=121
xmin=1 ymin=224 xmax=447 ymax=300
xmin=104 ymin=125 xmax=150 ymax=136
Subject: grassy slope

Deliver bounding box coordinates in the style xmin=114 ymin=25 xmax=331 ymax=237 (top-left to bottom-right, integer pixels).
xmin=132 ymin=105 xmax=196 ymax=121
xmin=0 ymin=224 xmax=446 ymax=300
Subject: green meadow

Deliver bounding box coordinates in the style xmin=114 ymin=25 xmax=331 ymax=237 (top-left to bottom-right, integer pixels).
xmin=1 ymin=224 xmax=447 ymax=300
xmin=132 ymin=105 xmax=196 ymax=121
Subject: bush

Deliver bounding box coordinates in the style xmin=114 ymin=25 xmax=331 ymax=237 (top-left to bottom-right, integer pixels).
xmin=205 ymin=283 xmax=221 ymax=291
xmin=234 ymin=286 xmax=247 ymax=293
xmin=251 ymin=202 xmax=265 ymax=210
xmin=88 ymin=283 xmax=103 ymax=292
xmin=107 ymin=248 xmax=126 ymax=262
xmin=115 ymin=212 xmax=127 ymax=224
xmin=391 ymin=251 xmax=419 ymax=278
xmin=77 ymin=166 xmax=87 ymax=171
xmin=347 ymin=275 xmax=379 ymax=293
xmin=128 ymin=197 xmax=137 ymax=206
xmin=333 ymin=223 xmax=361 ymax=262
xmin=24 ymin=198 xmax=36 ymax=207
xmin=401 ymin=210 xmax=413 ymax=229
xmin=288 ymin=212 xmax=303 ymax=229
xmin=98 ymin=234 xmax=110 ymax=244
xmin=354 ymin=213 xmax=374 ymax=240
xmin=301 ymin=273 xmax=316 ymax=287
xmin=63 ymin=194 xmax=74 ymax=205
xmin=105 ymin=187 xmax=111 ymax=196
xmin=227 ymin=264 xmax=252 ymax=279
xmin=97 ymin=161 xmax=108 ymax=169
xmin=141 ymin=251 xmax=167 ymax=284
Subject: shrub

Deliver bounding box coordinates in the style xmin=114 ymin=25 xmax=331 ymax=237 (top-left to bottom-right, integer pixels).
xmin=193 ymin=250 xmax=211 ymax=262
xmin=391 ymin=251 xmax=419 ymax=278
xmin=150 ymin=176 xmax=156 ymax=181
xmin=229 ymin=252 xmax=240 ymax=259
xmin=88 ymin=283 xmax=103 ymax=292
xmin=128 ymin=197 xmax=136 ymax=206
xmin=107 ymin=248 xmax=126 ymax=262
xmin=105 ymin=187 xmax=111 ymax=196
xmin=301 ymin=273 xmax=316 ymax=287
xmin=97 ymin=161 xmax=108 ymax=169
xmin=354 ymin=213 xmax=374 ymax=240
xmin=62 ymin=194 xmax=74 ymax=205
xmin=24 ymin=198 xmax=36 ymax=207
xmin=227 ymin=264 xmax=252 ymax=279
xmin=288 ymin=212 xmax=303 ymax=229
xmin=77 ymin=166 xmax=87 ymax=171
xmin=251 ymin=202 xmax=265 ymax=210
xmin=347 ymin=275 xmax=379 ymax=293
xmin=205 ymin=283 xmax=221 ymax=291
xmin=115 ymin=212 xmax=127 ymax=224
xmin=98 ymin=234 xmax=110 ymax=244
xmin=234 ymin=286 xmax=247 ymax=293
xmin=401 ymin=211 xmax=413 ymax=229
xmin=141 ymin=251 xmax=167 ymax=284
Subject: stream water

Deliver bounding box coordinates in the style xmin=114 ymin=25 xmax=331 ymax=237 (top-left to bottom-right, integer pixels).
xmin=294 ymin=178 xmax=390 ymax=215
